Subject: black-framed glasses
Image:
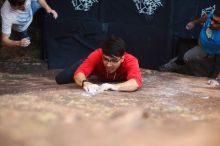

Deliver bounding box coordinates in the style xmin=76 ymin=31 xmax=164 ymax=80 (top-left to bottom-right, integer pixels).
xmin=211 ymin=17 xmax=220 ymax=25
xmin=102 ymin=55 xmax=121 ymax=64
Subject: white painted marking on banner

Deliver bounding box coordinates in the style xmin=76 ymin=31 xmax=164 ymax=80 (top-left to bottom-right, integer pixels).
xmin=133 ymin=0 xmax=164 ymax=15
xmin=71 ymin=0 xmax=98 ymax=11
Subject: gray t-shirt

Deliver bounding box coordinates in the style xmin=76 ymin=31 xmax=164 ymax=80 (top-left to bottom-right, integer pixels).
xmin=1 ymin=0 xmax=36 ymax=35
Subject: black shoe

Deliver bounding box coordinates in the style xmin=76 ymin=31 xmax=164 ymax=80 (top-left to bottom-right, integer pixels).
xmin=158 ymin=57 xmax=181 ymax=72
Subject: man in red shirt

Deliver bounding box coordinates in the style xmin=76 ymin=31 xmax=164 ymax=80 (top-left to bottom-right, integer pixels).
xmin=56 ymin=36 xmax=142 ymax=93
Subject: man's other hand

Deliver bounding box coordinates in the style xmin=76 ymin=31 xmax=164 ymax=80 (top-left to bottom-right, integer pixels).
xmin=83 ymin=82 xmax=100 ymax=95
xmin=47 ymin=9 xmax=58 ymax=19
xmin=186 ymin=21 xmax=195 ymax=30
xmin=208 ymin=79 xmax=220 ymax=87
xmin=19 ymin=38 xmax=31 ymax=47
xmin=100 ymin=83 xmax=114 ymax=91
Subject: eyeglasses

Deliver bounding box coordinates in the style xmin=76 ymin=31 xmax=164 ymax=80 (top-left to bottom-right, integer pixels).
xmin=211 ymin=17 xmax=220 ymax=25
xmin=102 ymin=55 xmax=121 ymax=64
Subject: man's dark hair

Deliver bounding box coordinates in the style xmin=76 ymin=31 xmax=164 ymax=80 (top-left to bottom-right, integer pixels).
xmin=8 ymin=0 xmax=26 ymax=6
xmin=102 ymin=36 xmax=126 ymax=57
xmin=214 ymin=8 xmax=220 ymax=17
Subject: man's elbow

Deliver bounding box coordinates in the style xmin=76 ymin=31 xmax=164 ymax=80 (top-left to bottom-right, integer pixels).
xmin=130 ymin=79 xmax=141 ymax=91
xmin=134 ymin=84 xmax=141 ymax=91
xmin=1 ymin=38 xmax=8 ymax=47
xmin=73 ymin=75 xmax=77 ymax=83
xmin=1 ymin=35 xmax=12 ymax=47
xmin=130 ymin=86 xmax=139 ymax=92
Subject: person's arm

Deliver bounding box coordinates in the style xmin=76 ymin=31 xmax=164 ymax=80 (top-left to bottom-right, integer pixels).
xmin=74 ymin=72 xmax=100 ymax=93
xmin=217 ymin=72 xmax=220 ymax=79
xmin=208 ymin=72 xmax=220 ymax=87
xmin=37 ymin=0 xmax=58 ymax=19
xmin=74 ymin=72 xmax=139 ymax=92
xmin=111 ymin=79 xmax=139 ymax=92
xmin=186 ymin=14 xmax=208 ymax=30
xmin=73 ymin=48 xmax=102 ymax=88
xmin=2 ymin=33 xmax=30 ymax=47
xmin=74 ymin=72 xmax=87 ymax=87
xmin=100 ymin=55 xmax=142 ymax=92
xmin=1 ymin=16 xmax=30 ymax=47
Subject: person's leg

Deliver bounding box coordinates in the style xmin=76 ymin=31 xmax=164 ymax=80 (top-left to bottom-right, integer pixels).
xmin=17 ymin=30 xmax=30 ymax=39
xmin=55 ymin=59 xmax=84 ymax=84
xmin=158 ymin=56 xmax=181 ymax=71
xmin=31 ymin=1 xmax=42 ymax=14
xmin=183 ymin=45 xmax=207 ymax=63
xmin=12 ymin=29 xmax=29 ymax=40
xmin=159 ymin=45 xmax=207 ymax=72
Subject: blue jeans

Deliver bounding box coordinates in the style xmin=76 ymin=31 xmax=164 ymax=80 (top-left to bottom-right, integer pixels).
xmin=31 ymin=1 xmax=41 ymax=14
xmin=17 ymin=1 xmax=41 ymax=39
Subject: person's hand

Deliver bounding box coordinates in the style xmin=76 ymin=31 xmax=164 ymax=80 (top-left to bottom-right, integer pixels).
xmin=47 ymin=9 xmax=58 ymax=19
xmin=99 ymin=83 xmax=114 ymax=91
xmin=186 ymin=21 xmax=195 ymax=30
xmin=83 ymin=82 xmax=100 ymax=95
xmin=100 ymin=83 xmax=120 ymax=91
xmin=208 ymin=79 xmax=220 ymax=87
xmin=19 ymin=38 xmax=30 ymax=47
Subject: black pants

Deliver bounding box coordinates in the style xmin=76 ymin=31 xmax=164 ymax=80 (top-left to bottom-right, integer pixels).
xmin=55 ymin=59 xmax=84 ymax=84
xmin=11 ymin=29 xmax=30 ymax=40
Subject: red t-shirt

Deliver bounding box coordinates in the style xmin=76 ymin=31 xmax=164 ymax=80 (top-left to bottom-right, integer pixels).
xmin=74 ymin=48 xmax=142 ymax=87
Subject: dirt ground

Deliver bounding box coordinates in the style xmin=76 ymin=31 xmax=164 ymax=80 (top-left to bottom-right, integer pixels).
xmin=0 ymin=60 xmax=220 ymax=146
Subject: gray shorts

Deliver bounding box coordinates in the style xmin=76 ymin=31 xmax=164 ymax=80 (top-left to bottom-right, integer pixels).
xmin=183 ymin=45 xmax=208 ymax=62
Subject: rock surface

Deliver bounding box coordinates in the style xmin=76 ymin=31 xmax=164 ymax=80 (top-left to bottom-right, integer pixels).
xmin=0 ymin=61 xmax=220 ymax=146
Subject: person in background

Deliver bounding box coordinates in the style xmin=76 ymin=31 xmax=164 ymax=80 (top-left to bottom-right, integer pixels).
xmin=55 ymin=36 xmax=142 ymax=94
xmin=1 ymin=0 xmax=58 ymax=47
xmin=159 ymin=9 xmax=220 ymax=87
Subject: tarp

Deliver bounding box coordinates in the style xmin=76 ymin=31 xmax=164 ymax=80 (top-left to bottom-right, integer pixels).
xmin=43 ymin=0 xmax=219 ymax=69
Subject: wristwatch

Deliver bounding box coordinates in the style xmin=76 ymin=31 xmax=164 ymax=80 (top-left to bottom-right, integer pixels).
xmin=82 ymin=79 xmax=89 ymax=87
xmin=215 ymin=77 xmax=220 ymax=83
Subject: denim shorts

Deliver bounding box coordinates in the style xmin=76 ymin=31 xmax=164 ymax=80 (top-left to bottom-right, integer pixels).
xmin=31 ymin=1 xmax=41 ymax=15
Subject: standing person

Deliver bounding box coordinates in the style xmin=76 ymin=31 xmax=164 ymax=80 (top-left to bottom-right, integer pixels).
xmin=55 ymin=36 xmax=142 ymax=93
xmin=1 ymin=0 xmax=58 ymax=47
xmin=159 ymin=9 xmax=220 ymax=87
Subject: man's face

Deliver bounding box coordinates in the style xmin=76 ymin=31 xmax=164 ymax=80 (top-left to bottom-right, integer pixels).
xmin=210 ymin=15 xmax=220 ymax=30
xmin=102 ymin=55 xmax=124 ymax=73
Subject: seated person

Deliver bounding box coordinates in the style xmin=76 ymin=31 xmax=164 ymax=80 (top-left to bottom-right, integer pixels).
xmin=1 ymin=0 xmax=58 ymax=47
xmin=55 ymin=36 xmax=142 ymax=93
xmin=159 ymin=9 xmax=220 ymax=87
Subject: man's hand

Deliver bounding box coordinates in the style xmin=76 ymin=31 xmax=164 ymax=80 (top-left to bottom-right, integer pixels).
xmin=100 ymin=83 xmax=120 ymax=91
xmin=100 ymin=83 xmax=114 ymax=91
xmin=208 ymin=79 xmax=220 ymax=87
xmin=83 ymin=82 xmax=100 ymax=95
xmin=47 ymin=9 xmax=58 ymax=19
xmin=186 ymin=21 xmax=195 ymax=30
xmin=19 ymin=38 xmax=31 ymax=47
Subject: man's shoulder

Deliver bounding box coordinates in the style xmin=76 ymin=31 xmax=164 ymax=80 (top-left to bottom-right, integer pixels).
xmin=86 ymin=48 xmax=102 ymax=63
xmin=124 ymin=52 xmax=138 ymax=61
xmin=90 ymin=48 xmax=102 ymax=56
xmin=1 ymin=0 xmax=11 ymax=9
xmin=123 ymin=53 xmax=139 ymax=67
xmin=1 ymin=1 xmax=9 ymax=13
xmin=1 ymin=1 xmax=13 ymax=18
xmin=95 ymin=48 xmax=102 ymax=53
